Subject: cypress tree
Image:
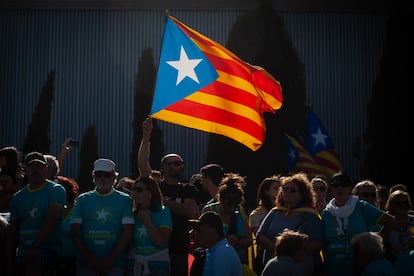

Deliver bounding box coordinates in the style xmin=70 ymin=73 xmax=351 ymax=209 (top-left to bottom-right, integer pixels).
xmin=77 ymin=125 xmax=99 ymax=193
xmin=22 ymin=70 xmax=55 ymax=156
xmin=130 ymin=47 xmax=165 ymax=179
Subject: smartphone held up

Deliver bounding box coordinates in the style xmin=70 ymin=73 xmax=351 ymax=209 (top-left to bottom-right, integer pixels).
xmin=66 ymin=139 xmax=79 ymax=150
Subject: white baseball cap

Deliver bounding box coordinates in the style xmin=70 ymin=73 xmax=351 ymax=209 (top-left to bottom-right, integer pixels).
xmin=93 ymin=158 xmax=119 ymax=175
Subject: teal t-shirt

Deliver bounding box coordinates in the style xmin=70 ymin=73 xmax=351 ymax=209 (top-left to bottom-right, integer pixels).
xmin=322 ymin=200 xmax=385 ymax=276
xmin=9 ymin=180 xmax=66 ymax=262
xmin=130 ymin=205 xmax=173 ymax=255
xmin=71 ymin=189 xmax=134 ymax=267
xmin=128 ymin=205 xmax=173 ymax=274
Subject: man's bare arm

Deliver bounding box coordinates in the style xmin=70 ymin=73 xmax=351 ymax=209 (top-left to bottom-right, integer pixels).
xmin=138 ymin=116 xmax=152 ymax=178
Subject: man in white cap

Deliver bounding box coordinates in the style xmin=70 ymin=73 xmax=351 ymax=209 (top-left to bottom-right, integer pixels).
xmin=70 ymin=158 xmax=134 ymax=275
xmin=7 ymin=151 xmax=66 ymax=275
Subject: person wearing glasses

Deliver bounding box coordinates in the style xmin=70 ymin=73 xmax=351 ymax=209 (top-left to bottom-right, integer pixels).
xmin=310 ymin=176 xmax=329 ymax=215
xmin=138 ymin=116 xmax=199 ymax=276
xmin=383 ymin=190 xmax=414 ymax=274
xmin=188 ymin=211 xmax=243 ymax=276
xmin=352 ymin=180 xmax=382 ymax=231
xmin=201 ymin=173 xmax=253 ymax=267
xmin=70 ymin=158 xmax=134 ymax=275
xmin=256 ymin=172 xmax=323 ymax=276
xmin=249 ymin=175 xmax=282 ymax=275
xmin=322 ymin=171 xmax=397 ymax=276
xmin=126 ymin=176 xmax=172 ymax=276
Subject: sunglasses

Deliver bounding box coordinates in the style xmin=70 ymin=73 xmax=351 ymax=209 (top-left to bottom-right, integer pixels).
xmin=132 ymin=186 xmax=147 ymax=193
xmin=359 ymin=192 xmax=377 ymax=198
xmin=313 ymin=186 xmax=326 ymax=192
xmin=166 ymin=160 xmax=185 ymax=167
xmin=94 ymin=171 xmax=112 ymax=178
xmin=282 ymin=186 xmax=298 ymax=193
xmin=395 ymin=201 xmax=409 ymax=207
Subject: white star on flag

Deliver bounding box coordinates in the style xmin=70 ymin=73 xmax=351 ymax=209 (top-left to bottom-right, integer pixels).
xmin=166 ymin=46 xmax=202 ymax=85
xmin=311 ymin=127 xmax=328 ymax=146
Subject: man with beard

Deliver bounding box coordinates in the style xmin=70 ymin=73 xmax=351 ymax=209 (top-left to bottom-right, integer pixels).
xmin=138 ymin=116 xmax=199 ymax=276
xmin=70 ymin=158 xmax=134 ymax=275
xmin=7 ymin=151 xmax=66 ymax=276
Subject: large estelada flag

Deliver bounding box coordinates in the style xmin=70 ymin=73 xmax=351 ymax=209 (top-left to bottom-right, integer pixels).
xmin=285 ymin=134 xmax=325 ymax=177
xmin=304 ymin=108 xmax=343 ymax=177
xmin=150 ymin=15 xmax=283 ymax=151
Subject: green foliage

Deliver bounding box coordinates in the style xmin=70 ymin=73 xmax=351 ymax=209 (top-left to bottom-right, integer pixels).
xmin=22 ymin=70 xmax=55 ymax=156
xmin=77 ymin=125 xmax=99 ymax=193
xmin=130 ymin=47 xmax=165 ymax=179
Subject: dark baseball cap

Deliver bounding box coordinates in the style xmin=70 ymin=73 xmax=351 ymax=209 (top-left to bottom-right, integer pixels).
xmin=24 ymin=151 xmax=47 ymax=166
xmin=188 ymin=211 xmax=223 ymax=232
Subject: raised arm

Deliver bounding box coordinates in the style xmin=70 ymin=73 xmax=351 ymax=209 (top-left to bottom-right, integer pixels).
xmin=58 ymin=137 xmax=74 ymax=175
xmin=138 ymin=116 xmax=153 ymax=178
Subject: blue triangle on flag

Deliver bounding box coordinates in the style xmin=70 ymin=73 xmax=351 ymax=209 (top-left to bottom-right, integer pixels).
xmin=151 ymin=17 xmax=219 ymax=114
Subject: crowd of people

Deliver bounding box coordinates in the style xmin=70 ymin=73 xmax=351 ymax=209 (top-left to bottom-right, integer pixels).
xmin=0 ymin=117 xmax=413 ymax=276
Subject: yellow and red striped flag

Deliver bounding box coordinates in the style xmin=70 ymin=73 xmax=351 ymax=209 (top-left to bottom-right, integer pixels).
xmin=285 ymin=134 xmax=325 ymax=177
xmin=151 ymin=15 xmax=283 ymax=151
xmin=304 ymin=108 xmax=343 ymax=177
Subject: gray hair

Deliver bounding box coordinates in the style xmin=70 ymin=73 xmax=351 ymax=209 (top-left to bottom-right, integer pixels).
xmin=44 ymin=154 xmax=60 ymax=178
xmin=351 ymin=231 xmax=384 ymax=259
xmin=352 ymin=180 xmax=377 ymax=195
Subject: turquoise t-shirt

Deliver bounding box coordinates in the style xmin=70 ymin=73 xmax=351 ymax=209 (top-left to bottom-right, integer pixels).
xmin=71 ymin=189 xmax=134 ymax=267
xmin=362 ymin=257 xmax=396 ymax=276
xmin=322 ymin=200 xmax=385 ymax=276
xmin=128 ymin=205 xmax=173 ymax=274
xmin=130 ymin=205 xmax=173 ymax=255
xmin=9 ymin=180 xmax=66 ymax=262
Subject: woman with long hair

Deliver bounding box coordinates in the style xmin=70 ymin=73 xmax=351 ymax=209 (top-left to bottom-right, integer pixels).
xmin=127 ymin=176 xmax=172 ymax=276
xmin=256 ymin=172 xmax=323 ymax=276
